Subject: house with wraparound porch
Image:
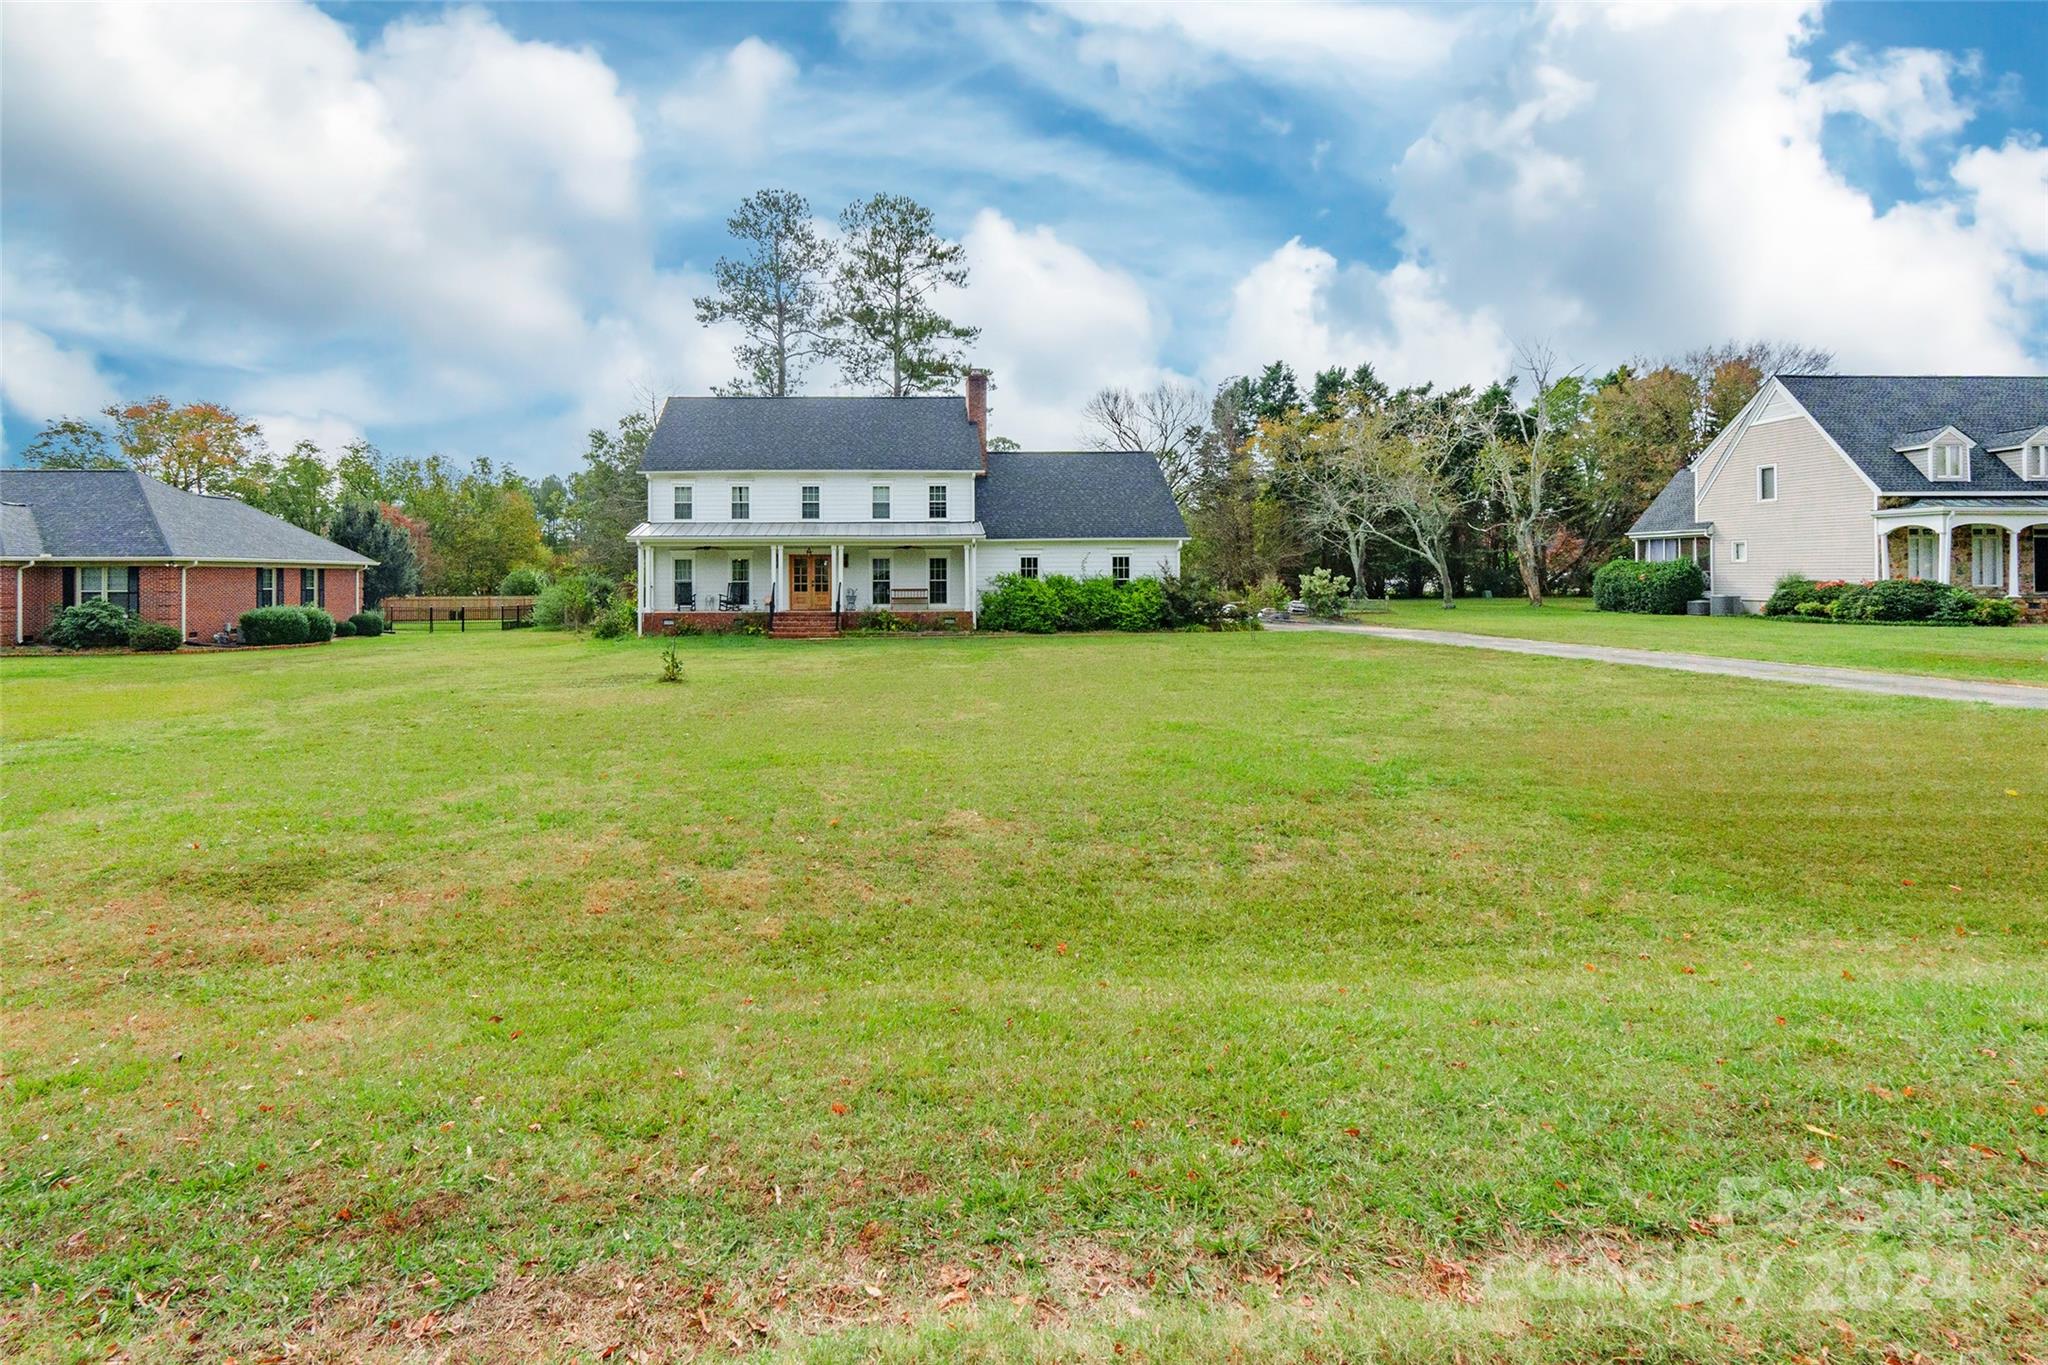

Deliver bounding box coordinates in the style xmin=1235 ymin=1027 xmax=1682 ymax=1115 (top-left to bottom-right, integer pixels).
xmin=1629 ymin=375 xmax=2047 ymax=616
xmin=627 ymin=371 xmax=1188 ymax=637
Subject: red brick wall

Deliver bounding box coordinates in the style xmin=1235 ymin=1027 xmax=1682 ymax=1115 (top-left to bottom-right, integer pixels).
xmin=3 ymin=563 xmax=366 ymax=644
xmin=7 ymin=565 xmax=64 ymax=641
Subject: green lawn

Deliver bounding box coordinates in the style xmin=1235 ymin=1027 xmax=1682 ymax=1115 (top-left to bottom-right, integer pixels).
xmin=4 ymin=629 xmax=2046 ymax=1362
xmin=1373 ymin=596 xmax=2048 ymax=685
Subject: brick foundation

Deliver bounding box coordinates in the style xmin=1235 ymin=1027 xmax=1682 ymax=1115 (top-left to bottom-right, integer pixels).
xmin=641 ymin=608 xmax=974 ymax=635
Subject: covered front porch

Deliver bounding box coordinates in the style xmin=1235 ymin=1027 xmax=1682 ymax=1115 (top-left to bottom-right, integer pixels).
xmin=628 ymin=521 xmax=986 ymax=633
xmin=1873 ymin=501 xmax=2048 ymax=602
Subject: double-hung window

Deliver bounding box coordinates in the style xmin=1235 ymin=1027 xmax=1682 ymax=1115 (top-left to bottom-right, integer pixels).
xmin=731 ymin=485 xmax=750 ymax=520
xmin=872 ymin=485 xmax=891 ymax=520
xmin=1932 ymin=442 xmax=1966 ymax=480
xmin=2024 ymin=443 xmax=2048 ymax=480
xmin=1757 ymin=465 xmax=1776 ymax=502
xmin=1018 ymin=555 xmax=1039 ymax=580
xmin=1111 ymin=555 xmax=1131 ymax=585
xmin=673 ymin=556 xmax=694 ymax=609
xmin=928 ymin=484 xmax=947 ymax=519
xmin=801 ymin=484 xmax=821 ymax=520
xmin=928 ymin=556 xmax=948 ymax=605
xmin=77 ymin=566 xmax=138 ymax=612
xmin=729 ymin=556 xmax=750 ymax=605
xmin=673 ymin=485 xmax=693 ymax=520
xmin=871 ymin=556 xmax=892 ymax=605
xmin=257 ymin=567 xmax=281 ymax=607
xmin=301 ymin=568 xmax=323 ymax=606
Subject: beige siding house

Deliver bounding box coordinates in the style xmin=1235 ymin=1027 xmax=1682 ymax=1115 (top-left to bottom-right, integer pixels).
xmin=1629 ymin=375 xmax=2048 ymax=612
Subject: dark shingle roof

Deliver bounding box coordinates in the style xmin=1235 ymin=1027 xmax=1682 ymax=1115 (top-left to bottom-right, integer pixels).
xmin=978 ymin=451 xmax=1186 ymax=541
xmin=1626 ymin=465 xmax=1708 ymax=536
xmin=0 ymin=501 xmax=47 ymax=558
xmin=0 ymin=469 xmax=371 ymax=565
xmin=1777 ymin=375 xmax=2048 ymax=493
xmin=1983 ymin=427 xmax=2047 ymax=450
xmin=642 ymin=396 xmax=985 ymax=472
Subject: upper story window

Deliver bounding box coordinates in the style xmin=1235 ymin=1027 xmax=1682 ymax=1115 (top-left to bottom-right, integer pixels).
xmin=1757 ymin=465 xmax=1776 ymax=502
xmin=872 ymin=485 xmax=890 ymax=520
xmin=672 ymin=485 xmax=692 ymax=520
xmin=731 ymin=485 xmax=750 ymax=519
xmin=928 ymin=484 xmax=947 ymax=519
xmin=1931 ymin=441 xmax=1967 ymax=480
xmin=801 ymin=484 xmax=821 ymax=520
xmin=2024 ymin=443 xmax=2048 ymax=480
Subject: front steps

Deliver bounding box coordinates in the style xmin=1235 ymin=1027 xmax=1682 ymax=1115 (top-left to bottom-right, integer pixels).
xmin=769 ymin=610 xmax=840 ymax=639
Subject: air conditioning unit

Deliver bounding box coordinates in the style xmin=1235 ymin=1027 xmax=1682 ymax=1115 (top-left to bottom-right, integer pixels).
xmin=1710 ymin=594 xmax=1745 ymax=616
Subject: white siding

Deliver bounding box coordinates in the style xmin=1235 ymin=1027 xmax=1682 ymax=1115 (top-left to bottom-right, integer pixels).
xmin=1694 ymin=413 xmax=1873 ymax=605
xmin=976 ymin=541 xmax=1182 ymax=594
xmin=646 ymin=471 xmax=977 ymax=525
xmin=652 ymin=545 xmax=768 ymax=609
xmin=847 ymin=546 xmax=967 ymax=612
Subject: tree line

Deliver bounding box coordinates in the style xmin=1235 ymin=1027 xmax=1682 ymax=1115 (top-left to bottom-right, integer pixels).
xmin=1084 ymin=340 xmax=1833 ymax=605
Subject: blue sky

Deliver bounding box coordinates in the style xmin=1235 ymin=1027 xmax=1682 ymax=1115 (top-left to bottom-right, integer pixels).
xmin=3 ymin=1 xmax=2043 ymax=477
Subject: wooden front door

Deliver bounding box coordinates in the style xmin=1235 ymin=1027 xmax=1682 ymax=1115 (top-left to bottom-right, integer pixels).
xmin=789 ymin=553 xmax=831 ymax=610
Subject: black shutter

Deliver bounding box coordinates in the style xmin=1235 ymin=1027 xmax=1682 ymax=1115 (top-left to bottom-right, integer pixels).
xmin=257 ymin=567 xmax=265 ymax=606
xmin=62 ymin=567 xmax=76 ymax=606
xmin=128 ymin=567 xmax=141 ymax=612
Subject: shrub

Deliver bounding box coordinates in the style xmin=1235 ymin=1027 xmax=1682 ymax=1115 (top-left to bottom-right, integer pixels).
xmin=240 ymin=605 xmax=311 ymax=646
xmin=1793 ymin=600 xmax=1831 ymax=618
xmin=46 ymin=599 xmax=136 ymax=649
xmin=1069 ymin=576 xmax=1123 ymax=630
xmin=978 ymin=573 xmax=1061 ymax=633
xmin=1113 ymin=578 xmax=1167 ymax=631
xmin=1298 ymin=567 xmax=1351 ymax=618
xmin=349 ymin=611 xmax=385 ymax=637
xmin=1973 ymin=595 xmax=2021 ymax=627
xmin=1158 ymin=571 xmax=1225 ymax=629
xmin=659 ymin=645 xmax=684 ymax=683
xmin=300 ymin=607 xmax=335 ymax=642
xmin=533 ymin=576 xmax=595 ymax=630
xmin=734 ymin=612 xmax=768 ymax=637
xmin=1846 ymin=578 xmax=1945 ymax=622
xmin=1592 ymin=558 xmax=1706 ymax=614
xmin=590 ymin=598 xmax=634 ymax=639
xmin=662 ymin=617 xmax=702 ymax=637
xmin=857 ymin=609 xmax=912 ymax=633
xmin=128 ymin=620 xmax=183 ymax=652
xmin=335 ymin=619 xmax=358 ymax=637
xmin=1243 ymin=575 xmax=1290 ymax=614
xmin=497 ymin=566 xmax=550 ymax=596
xmin=1765 ymin=574 xmax=1817 ymax=616
xmin=1930 ymin=587 xmax=1979 ymax=626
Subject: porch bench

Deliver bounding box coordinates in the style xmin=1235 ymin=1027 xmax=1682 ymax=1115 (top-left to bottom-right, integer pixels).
xmin=883 ymin=589 xmax=929 ymax=612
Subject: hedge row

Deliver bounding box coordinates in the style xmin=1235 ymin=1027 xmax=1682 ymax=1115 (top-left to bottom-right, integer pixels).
xmin=1592 ymin=558 xmax=1706 ymax=614
xmin=1766 ymin=575 xmax=2018 ymax=626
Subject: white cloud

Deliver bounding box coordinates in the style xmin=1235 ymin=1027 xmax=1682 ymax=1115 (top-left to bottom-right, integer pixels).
xmin=955 ymin=211 xmax=1176 ymax=448
xmin=251 ymin=410 xmax=368 ymax=458
xmin=0 ymin=321 xmax=119 ymax=423
xmin=1813 ymin=44 xmax=1978 ymax=166
xmin=1382 ymin=5 xmax=2043 ymax=376
xmin=1050 ymin=2 xmax=1466 ymax=91
xmin=1206 ymin=239 xmax=1510 ymax=391
xmin=659 ymin=37 xmax=799 ymax=154
xmin=1954 ymin=137 xmax=2048 ymax=256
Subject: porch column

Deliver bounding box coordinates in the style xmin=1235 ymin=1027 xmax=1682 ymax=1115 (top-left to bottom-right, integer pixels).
xmin=635 ymin=543 xmax=646 ymax=634
xmin=2009 ymin=526 xmax=2023 ymax=598
xmin=1874 ymin=527 xmax=1888 ymax=581
xmin=1935 ymin=519 xmax=1952 ymax=584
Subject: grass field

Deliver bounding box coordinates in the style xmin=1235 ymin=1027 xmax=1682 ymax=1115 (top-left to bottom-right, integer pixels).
xmin=1375 ymin=596 xmax=2048 ymax=685
xmin=4 ymin=628 xmax=2046 ymax=1362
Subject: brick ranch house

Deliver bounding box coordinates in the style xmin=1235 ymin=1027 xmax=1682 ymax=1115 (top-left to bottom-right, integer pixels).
xmin=1629 ymin=374 xmax=2047 ymax=613
xmin=0 ymin=468 xmax=372 ymax=645
xmin=629 ymin=371 xmax=1188 ymax=637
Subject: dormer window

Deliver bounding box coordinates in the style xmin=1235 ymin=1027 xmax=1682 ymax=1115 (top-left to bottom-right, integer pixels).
xmin=2025 ymin=443 xmax=2047 ymax=480
xmin=1931 ymin=441 xmax=1966 ymax=480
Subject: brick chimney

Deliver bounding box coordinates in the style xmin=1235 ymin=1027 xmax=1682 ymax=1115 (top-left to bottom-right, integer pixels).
xmin=965 ymin=368 xmax=990 ymax=473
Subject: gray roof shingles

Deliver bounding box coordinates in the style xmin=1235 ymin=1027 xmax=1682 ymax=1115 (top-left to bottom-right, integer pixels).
xmin=1626 ymin=465 xmax=1709 ymax=537
xmin=643 ymin=396 xmax=985 ymax=472
xmin=1777 ymin=374 xmax=2048 ymax=493
xmin=0 ymin=469 xmax=370 ymax=565
xmin=1 ymin=501 xmax=48 ymax=559
xmin=978 ymin=450 xmax=1186 ymax=541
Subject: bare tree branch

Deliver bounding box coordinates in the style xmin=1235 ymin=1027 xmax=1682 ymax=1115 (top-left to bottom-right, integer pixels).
xmin=1082 ymin=381 xmax=1207 ymax=505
